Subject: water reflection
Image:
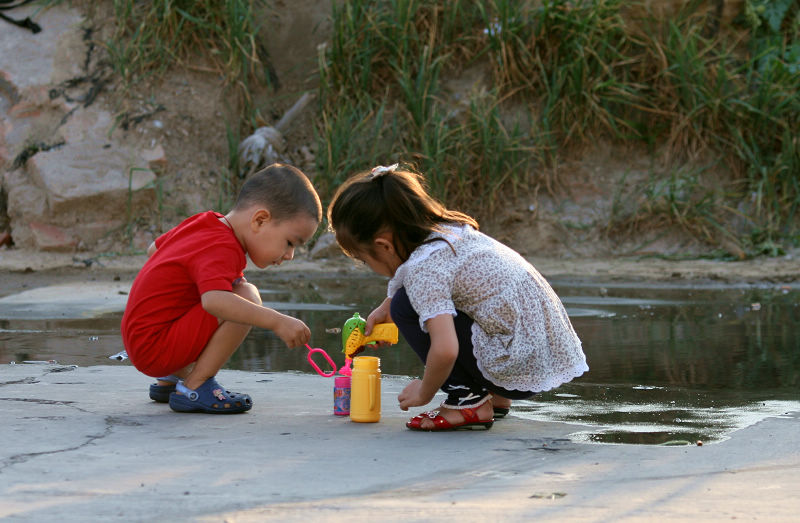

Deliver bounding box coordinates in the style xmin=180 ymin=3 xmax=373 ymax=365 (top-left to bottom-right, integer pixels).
xmin=564 ymin=285 xmax=800 ymax=393
xmin=1 ymin=275 xmax=798 ymax=444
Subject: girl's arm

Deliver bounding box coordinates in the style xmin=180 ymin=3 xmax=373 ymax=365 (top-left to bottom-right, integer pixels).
xmin=201 ymin=289 xmax=310 ymax=348
xmin=398 ymin=313 xmax=458 ymax=410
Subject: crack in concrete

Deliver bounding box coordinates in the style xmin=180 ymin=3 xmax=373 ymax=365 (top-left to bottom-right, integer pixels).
xmin=500 ymin=437 xmax=575 ymax=452
xmin=0 ymin=397 xmax=75 ymax=405
xmin=0 ymin=377 xmax=39 ymax=386
xmin=0 ymin=414 xmax=116 ymax=474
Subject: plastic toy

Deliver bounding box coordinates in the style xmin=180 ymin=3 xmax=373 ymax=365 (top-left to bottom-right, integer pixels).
xmin=350 ymin=356 xmax=381 ymax=423
xmin=333 ymin=375 xmax=350 ymax=415
xmin=304 ymin=343 xmax=337 ymax=377
xmin=341 ymin=312 xmax=399 ymax=358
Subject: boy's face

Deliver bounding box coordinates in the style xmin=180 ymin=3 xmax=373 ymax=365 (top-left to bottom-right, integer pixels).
xmin=246 ymin=210 xmax=318 ymax=269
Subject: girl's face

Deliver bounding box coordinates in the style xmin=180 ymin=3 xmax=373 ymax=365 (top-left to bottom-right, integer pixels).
xmin=247 ymin=211 xmax=318 ymax=269
xmin=353 ymin=234 xmax=402 ymax=277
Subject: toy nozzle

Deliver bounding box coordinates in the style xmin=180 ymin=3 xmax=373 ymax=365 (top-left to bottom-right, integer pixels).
xmin=339 ymin=357 xmax=352 ymax=376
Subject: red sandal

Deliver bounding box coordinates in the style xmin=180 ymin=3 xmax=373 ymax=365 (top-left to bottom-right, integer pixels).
xmin=406 ymin=407 xmax=494 ymax=431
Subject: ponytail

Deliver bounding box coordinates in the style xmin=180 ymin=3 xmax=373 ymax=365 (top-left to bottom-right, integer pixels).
xmin=327 ymin=164 xmax=477 ymax=261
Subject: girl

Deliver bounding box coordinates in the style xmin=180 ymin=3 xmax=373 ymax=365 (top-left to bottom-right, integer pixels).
xmin=327 ymin=164 xmax=588 ymax=431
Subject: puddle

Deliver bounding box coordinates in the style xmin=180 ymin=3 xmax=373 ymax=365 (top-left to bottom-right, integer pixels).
xmin=1 ymin=275 xmax=798 ymax=445
xmin=511 ymin=384 xmax=798 ymax=446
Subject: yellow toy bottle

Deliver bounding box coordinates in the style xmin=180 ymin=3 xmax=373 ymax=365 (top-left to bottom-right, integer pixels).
xmin=349 ymin=356 xmax=381 ymax=423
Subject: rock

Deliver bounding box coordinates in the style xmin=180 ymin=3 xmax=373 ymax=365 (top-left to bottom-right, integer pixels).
xmin=141 ymin=144 xmax=167 ymax=170
xmin=0 ymin=4 xmax=162 ymax=252
xmin=238 ymin=126 xmax=284 ymax=178
xmin=310 ymin=232 xmax=344 ymax=259
xmin=3 ymin=167 xmax=47 ymax=225
xmin=3 ymin=128 xmax=156 ymax=250
xmin=0 ymin=6 xmax=84 ymax=90
xmin=29 ymin=222 xmax=77 ymax=251
xmin=0 ymin=117 xmax=11 ymax=167
xmin=28 ymin=144 xmax=156 ymax=215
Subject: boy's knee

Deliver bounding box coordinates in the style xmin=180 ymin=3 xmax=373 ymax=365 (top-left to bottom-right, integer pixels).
xmin=233 ymin=281 xmax=262 ymax=305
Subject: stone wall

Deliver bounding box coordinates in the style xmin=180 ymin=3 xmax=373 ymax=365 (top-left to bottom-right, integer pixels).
xmin=0 ymin=4 xmax=160 ymax=252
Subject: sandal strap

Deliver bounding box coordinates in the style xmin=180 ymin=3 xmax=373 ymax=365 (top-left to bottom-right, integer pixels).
xmin=460 ymin=407 xmax=480 ymax=423
xmin=175 ymin=380 xmax=199 ymax=401
xmin=175 ymin=378 xmax=250 ymax=403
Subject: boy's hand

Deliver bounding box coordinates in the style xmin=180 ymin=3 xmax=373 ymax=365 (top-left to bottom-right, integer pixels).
xmin=398 ymin=379 xmax=435 ymax=411
xmin=274 ymin=314 xmax=311 ymax=348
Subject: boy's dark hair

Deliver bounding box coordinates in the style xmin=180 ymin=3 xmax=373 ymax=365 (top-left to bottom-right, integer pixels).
xmin=235 ymin=163 xmax=322 ymax=222
xmin=327 ymin=165 xmax=478 ymax=261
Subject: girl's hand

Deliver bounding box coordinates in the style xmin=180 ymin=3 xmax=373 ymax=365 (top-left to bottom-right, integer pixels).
xmin=398 ymin=379 xmax=435 ymax=411
xmin=397 ymin=314 xmax=458 ymax=410
xmin=274 ymin=314 xmax=311 ymax=348
xmin=365 ymin=297 xmax=392 ymax=335
xmin=349 ymin=297 xmax=393 ymax=356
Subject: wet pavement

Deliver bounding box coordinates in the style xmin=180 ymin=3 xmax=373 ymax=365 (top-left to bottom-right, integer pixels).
xmin=1 ymin=363 xmax=799 ymax=522
xmin=1 ymin=279 xmax=799 ymax=521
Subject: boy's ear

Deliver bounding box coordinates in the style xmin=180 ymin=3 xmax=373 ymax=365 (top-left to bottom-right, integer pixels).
xmin=251 ymin=208 xmax=272 ymax=229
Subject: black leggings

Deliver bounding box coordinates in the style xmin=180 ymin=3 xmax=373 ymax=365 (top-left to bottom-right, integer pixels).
xmin=390 ymin=286 xmax=535 ymax=409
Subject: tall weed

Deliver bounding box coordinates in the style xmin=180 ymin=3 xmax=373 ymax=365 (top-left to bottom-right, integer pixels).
xmin=316 ymin=0 xmax=799 ymax=253
xmin=107 ymin=0 xmax=267 ymax=97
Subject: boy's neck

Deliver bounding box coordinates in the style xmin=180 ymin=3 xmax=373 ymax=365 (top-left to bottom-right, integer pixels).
xmin=219 ymin=211 xmax=247 ymax=251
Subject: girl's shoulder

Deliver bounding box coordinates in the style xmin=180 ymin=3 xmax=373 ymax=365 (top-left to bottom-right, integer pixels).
xmin=387 ymin=224 xmax=468 ymax=295
xmin=406 ymin=224 xmax=500 ymax=265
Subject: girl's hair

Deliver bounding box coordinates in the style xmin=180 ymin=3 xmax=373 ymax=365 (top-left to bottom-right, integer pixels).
xmin=234 ymin=163 xmax=322 ymax=223
xmin=327 ymin=164 xmax=478 ymax=261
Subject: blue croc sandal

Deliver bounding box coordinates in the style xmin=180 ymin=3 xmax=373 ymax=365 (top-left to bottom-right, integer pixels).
xmin=149 ymin=375 xmax=180 ymax=403
xmin=169 ymin=377 xmax=252 ymax=414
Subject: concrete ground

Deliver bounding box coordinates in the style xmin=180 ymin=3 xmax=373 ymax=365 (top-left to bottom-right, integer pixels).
xmin=1 ymin=259 xmax=799 ymax=522
xmin=1 ymin=364 xmax=798 ymax=522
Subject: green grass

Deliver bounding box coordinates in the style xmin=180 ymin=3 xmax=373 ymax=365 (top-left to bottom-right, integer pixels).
xmin=107 ymin=0 xmax=266 ymax=220
xmin=105 ymin=0 xmax=799 ymax=256
xmin=106 ymin=0 xmax=267 ymax=93
xmin=314 ymin=0 xmax=800 ymax=255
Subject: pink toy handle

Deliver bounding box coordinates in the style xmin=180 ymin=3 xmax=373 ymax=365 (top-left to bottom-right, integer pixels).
xmin=305 ymin=344 xmax=337 ymax=378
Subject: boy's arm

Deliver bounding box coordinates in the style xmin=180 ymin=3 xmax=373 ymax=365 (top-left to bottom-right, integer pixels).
xmin=201 ymin=289 xmax=310 ymax=348
xmin=397 ymin=313 xmax=458 ymax=410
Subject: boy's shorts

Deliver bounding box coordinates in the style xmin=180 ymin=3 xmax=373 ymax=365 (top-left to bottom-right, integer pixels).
xmin=128 ymin=302 xmax=219 ymax=378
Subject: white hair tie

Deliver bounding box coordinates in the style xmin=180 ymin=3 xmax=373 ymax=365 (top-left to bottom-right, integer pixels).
xmin=369 ymin=163 xmax=399 ymax=179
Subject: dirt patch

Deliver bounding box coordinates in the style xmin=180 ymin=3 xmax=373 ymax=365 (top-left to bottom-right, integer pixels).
xmin=0 ymin=247 xmax=797 ymax=297
xmin=1 ymin=1 xmax=796 ymax=284
xmin=55 ymin=1 xmax=331 ymax=253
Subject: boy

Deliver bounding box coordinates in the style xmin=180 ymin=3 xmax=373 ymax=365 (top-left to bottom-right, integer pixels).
xmin=121 ymin=164 xmax=321 ymax=413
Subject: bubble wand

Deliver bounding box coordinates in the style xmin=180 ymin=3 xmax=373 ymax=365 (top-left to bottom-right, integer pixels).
xmin=304 ymin=343 xmax=337 ymax=377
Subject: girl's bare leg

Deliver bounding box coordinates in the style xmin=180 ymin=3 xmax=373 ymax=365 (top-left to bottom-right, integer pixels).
xmin=493 ymin=394 xmax=512 ymax=410
xmin=182 ymin=281 xmax=261 ymax=390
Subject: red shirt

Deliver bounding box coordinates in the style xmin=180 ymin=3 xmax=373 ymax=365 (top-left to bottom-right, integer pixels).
xmin=121 ymin=211 xmax=246 ymax=375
